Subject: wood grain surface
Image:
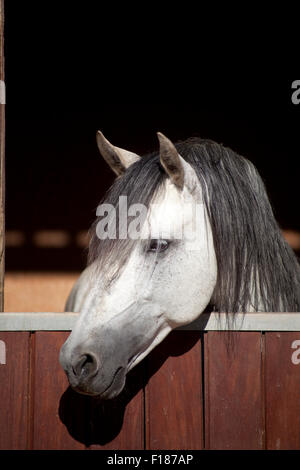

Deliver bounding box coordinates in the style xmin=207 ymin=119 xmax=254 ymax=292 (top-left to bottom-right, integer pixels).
xmin=146 ymin=331 xmax=203 ymax=450
xmin=32 ymin=331 xmax=144 ymax=450
xmin=1 ymin=328 xmax=300 ymax=450
xmin=265 ymin=332 xmax=300 ymax=449
xmin=204 ymin=331 xmax=265 ymax=449
xmin=0 ymin=332 xmax=30 ymax=449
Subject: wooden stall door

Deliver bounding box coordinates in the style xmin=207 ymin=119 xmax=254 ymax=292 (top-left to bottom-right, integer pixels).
xmin=0 ymin=332 xmax=30 ymax=449
xmin=32 ymin=332 xmax=144 ymax=450
xmin=204 ymin=332 xmax=264 ymax=449
xmin=265 ymin=332 xmax=300 ymax=450
xmin=146 ymin=331 xmax=204 ymax=450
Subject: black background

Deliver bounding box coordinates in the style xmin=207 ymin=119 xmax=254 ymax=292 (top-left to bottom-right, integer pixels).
xmin=4 ymin=2 xmax=300 ymax=271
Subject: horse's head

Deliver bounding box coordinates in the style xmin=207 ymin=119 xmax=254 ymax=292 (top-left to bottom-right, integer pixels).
xmin=59 ymin=132 xmax=217 ymax=398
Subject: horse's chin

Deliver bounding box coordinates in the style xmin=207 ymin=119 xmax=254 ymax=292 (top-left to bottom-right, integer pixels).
xmin=71 ymin=366 xmax=127 ymax=400
xmin=98 ymin=369 xmax=127 ymax=400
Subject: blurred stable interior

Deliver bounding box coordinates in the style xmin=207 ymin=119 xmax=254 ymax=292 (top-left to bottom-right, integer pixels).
xmin=4 ymin=102 xmax=300 ymax=313
xmin=3 ymin=65 xmax=300 ymax=313
xmin=3 ymin=4 xmax=299 ymax=314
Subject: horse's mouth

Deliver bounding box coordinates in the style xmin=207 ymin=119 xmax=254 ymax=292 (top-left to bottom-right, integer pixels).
xmin=70 ymin=365 xmax=126 ymax=399
xmin=96 ymin=347 xmax=151 ymax=398
xmin=95 ymin=349 xmax=147 ymax=399
xmin=98 ymin=366 xmax=126 ymax=399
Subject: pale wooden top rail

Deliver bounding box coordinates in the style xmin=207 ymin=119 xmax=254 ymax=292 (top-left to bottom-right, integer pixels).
xmin=0 ymin=312 xmax=300 ymax=331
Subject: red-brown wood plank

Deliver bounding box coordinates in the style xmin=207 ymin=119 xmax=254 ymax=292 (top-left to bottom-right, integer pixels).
xmin=265 ymin=332 xmax=300 ymax=450
xmin=0 ymin=332 xmax=30 ymax=449
xmin=146 ymin=331 xmax=203 ymax=450
xmin=33 ymin=331 xmax=144 ymax=450
xmin=32 ymin=332 xmax=84 ymax=449
xmin=89 ymin=364 xmax=144 ymax=450
xmin=204 ymin=331 xmax=264 ymax=449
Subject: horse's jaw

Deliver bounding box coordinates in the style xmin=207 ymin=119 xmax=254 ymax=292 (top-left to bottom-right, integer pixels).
xmin=59 ymin=300 xmax=173 ymax=399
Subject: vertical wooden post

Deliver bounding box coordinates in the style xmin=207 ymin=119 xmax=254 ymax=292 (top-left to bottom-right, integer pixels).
xmin=0 ymin=0 xmax=4 ymax=311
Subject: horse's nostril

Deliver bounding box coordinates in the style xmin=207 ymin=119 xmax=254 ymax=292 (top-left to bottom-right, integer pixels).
xmin=73 ymin=353 xmax=99 ymax=380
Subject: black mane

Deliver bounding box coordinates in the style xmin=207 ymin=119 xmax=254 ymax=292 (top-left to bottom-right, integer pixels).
xmin=89 ymin=137 xmax=300 ymax=312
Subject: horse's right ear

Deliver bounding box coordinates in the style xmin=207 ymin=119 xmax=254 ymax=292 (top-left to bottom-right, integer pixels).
xmin=96 ymin=131 xmax=141 ymax=176
xmin=157 ymin=132 xmax=197 ymax=192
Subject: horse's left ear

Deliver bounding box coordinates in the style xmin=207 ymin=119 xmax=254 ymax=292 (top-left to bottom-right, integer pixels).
xmin=157 ymin=132 xmax=197 ymax=192
xmin=96 ymin=131 xmax=141 ymax=176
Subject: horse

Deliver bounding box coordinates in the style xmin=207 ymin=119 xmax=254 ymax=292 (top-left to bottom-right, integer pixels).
xmin=59 ymin=131 xmax=300 ymax=399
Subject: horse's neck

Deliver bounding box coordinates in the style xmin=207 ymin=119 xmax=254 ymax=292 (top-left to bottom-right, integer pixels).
xmin=210 ymin=267 xmax=282 ymax=313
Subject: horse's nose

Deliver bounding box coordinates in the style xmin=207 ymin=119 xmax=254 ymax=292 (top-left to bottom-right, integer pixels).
xmin=72 ymin=352 xmax=99 ymax=383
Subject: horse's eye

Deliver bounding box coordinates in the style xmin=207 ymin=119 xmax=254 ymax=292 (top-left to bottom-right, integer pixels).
xmin=148 ymin=239 xmax=169 ymax=253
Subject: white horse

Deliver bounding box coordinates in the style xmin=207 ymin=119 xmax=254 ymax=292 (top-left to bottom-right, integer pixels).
xmin=60 ymin=131 xmax=300 ymax=399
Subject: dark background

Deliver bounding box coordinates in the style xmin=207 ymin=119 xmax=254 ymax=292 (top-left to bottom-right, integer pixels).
xmin=4 ymin=3 xmax=300 ymax=271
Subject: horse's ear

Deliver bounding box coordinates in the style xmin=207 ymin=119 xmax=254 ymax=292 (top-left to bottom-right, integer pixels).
xmin=157 ymin=132 xmax=197 ymax=191
xmin=96 ymin=131 xmax=141 ymax=176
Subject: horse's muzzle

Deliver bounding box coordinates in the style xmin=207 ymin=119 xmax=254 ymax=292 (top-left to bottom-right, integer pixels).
xmin=59 ymin=343 xmax=127 ymax=399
